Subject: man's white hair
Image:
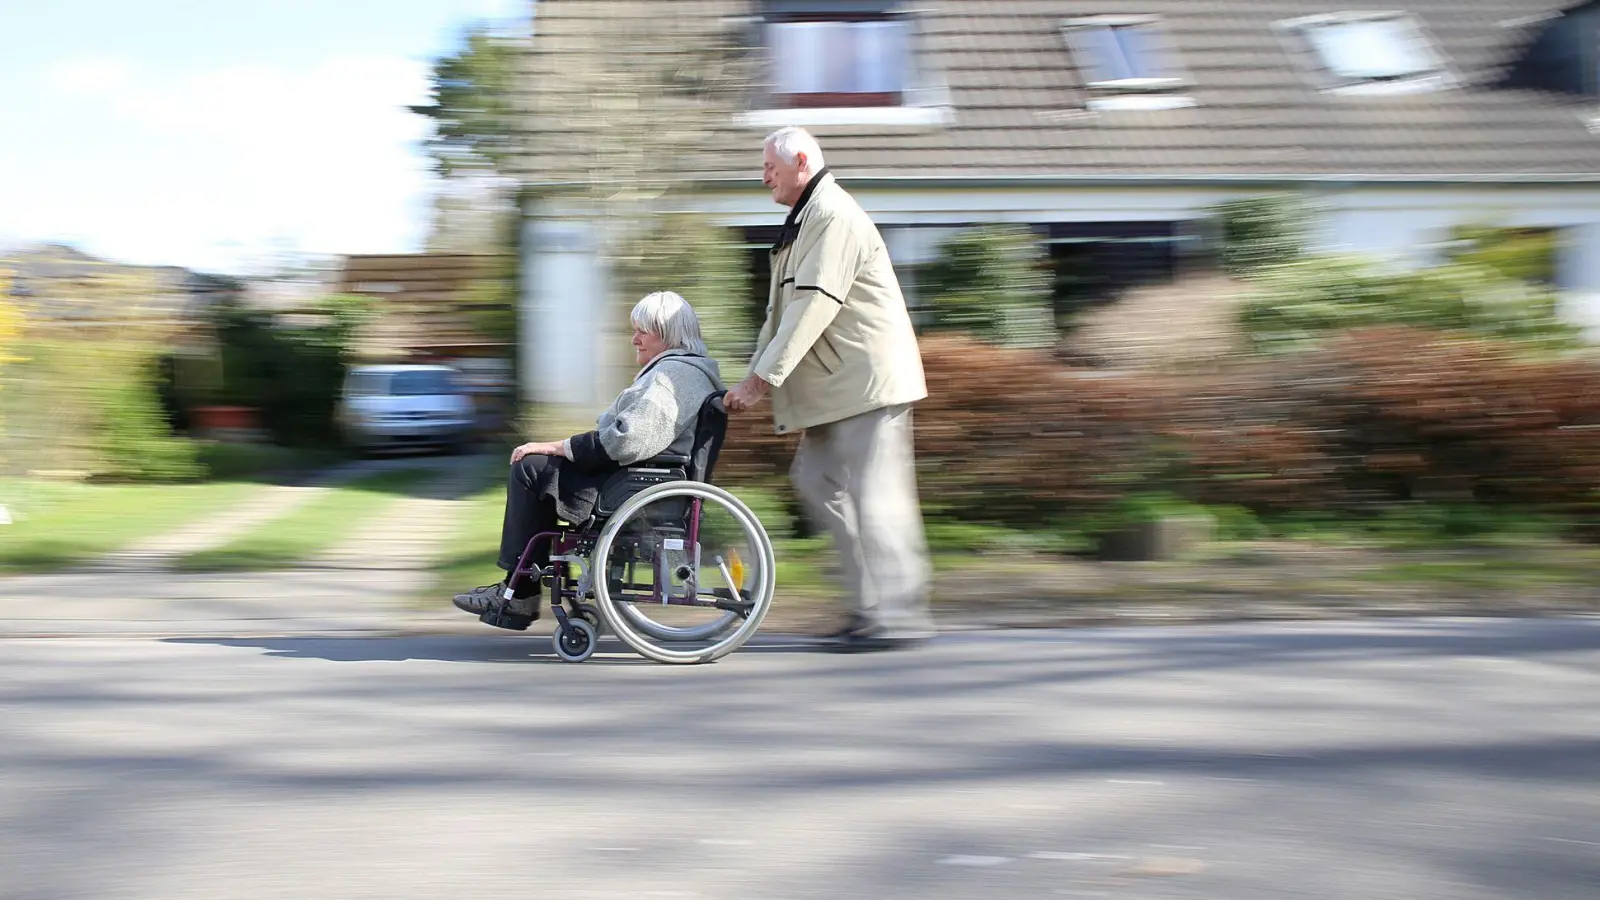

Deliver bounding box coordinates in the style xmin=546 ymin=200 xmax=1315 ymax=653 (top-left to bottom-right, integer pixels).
xmin=632 ymin=290 xmax=709 ymax=356
xmin=764 ymin=126 xmax=826 ymax=171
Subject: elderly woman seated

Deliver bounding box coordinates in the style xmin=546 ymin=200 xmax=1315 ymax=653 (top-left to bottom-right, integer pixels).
xmin=453 ymin=291 xmax=725 ymax=625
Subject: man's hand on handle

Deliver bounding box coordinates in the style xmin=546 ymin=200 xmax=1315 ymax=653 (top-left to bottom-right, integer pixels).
xmin=723 ymin=374 xmax=771 ymax=413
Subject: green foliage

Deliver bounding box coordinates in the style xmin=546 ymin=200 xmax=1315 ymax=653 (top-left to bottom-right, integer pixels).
xmin=614 ymin=213 xmax=755 ymax=373
xmin=96 ymin=355 xmax=204 ymax=482
xmin=203 ymin=295 xmax=367 ymax=448
xmin=0 ymin=274 xmax=25 ymax=472
xmin=922 ymin=225 xmax=1056 ymax=347
xmin=1211 ymin=194 xmax=1314 ymax=276
xmin=1207 ymin=504 xmax=1268 ymax=542
xmin=1441 ymin=223 xmax=1558 ymax=285
xmin=410 ymin=24 xmax=519 ymax=177
xmin=1078 ymin=491 xmax=1214 ymax=533
xmin=1259 ymin=503 xmax=1571 ymax=547
xmin=15 ymin=338 xmax=201 ymax=482
xmin=1237 ymin=255 xmax=1583 ymax=353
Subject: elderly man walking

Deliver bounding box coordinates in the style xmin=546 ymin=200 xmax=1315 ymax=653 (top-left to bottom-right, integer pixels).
xmin=724 ymin=126 xmax=934 ymax=652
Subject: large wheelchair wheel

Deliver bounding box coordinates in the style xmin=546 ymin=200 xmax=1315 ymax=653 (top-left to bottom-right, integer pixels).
xmin=591 ymin=480 xmax=776 ymax=665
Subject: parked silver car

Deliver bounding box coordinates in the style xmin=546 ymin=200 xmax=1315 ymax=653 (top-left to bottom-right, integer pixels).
xmin=337 ymin=364 xmax=475 ymax=455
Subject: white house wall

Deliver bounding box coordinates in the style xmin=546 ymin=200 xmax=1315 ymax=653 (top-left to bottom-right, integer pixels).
xmin=1558 ymin=223 xmax=1600 ymax=335
xmin=520 ymin=213 xmax=610 ymax=408
xmin=520 ymin=182 xmax=1600 ymax=401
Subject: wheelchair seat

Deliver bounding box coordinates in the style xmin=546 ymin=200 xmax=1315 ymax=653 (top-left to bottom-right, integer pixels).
xmin=592 ymin=390 xmax=728 ymax=520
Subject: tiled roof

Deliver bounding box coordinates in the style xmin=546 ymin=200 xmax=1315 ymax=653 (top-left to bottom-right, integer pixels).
xmin=512 ymin=0 xmax=1600 ymax=184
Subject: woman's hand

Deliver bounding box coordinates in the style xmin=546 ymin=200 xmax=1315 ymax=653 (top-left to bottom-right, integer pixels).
xmin=511 ymin=441 xmax=564 ymax=464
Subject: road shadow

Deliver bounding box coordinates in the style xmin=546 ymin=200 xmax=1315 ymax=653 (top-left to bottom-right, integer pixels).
xmin=164 ymin=632 xmax=828 ymax=664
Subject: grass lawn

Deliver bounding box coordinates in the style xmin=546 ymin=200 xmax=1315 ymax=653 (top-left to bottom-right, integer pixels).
xmin=1356 ymin=547 xmax=1600 ymax=590
xmin=173 ymin=468 xmax=436 ymax=572
xmin=0 ymin=478 xmax=260 ymax=573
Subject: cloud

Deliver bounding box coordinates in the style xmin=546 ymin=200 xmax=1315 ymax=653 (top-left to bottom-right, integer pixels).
xmin=42 ymin=56 xmax=134 ymax=97
xmin=28 ymin=54 xmax=440 ymax=274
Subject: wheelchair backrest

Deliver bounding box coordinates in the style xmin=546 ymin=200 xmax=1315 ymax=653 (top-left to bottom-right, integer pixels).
xmin=689 ymin=390 xmax=729 ymax=483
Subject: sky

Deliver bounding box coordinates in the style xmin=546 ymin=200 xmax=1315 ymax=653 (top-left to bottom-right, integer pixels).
xmin=0 ymin=0 xmax=528 ymax=276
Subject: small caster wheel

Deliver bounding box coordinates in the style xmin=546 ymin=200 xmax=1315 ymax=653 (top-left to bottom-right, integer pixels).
xmin=574 ymin=603 xmax=604 ymax=633
xmin=553 ymin=618 xmax=597 ymax=663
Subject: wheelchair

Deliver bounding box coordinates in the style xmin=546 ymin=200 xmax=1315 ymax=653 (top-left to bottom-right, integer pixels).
xmin=485 ymin=391 xmax=777 ymax=664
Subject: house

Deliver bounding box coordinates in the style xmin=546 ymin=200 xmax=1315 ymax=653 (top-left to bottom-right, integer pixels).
xmin=335 ymin=252 xmax=515 ymax=362
xmin=510 ymin=0 xmax=1600 ymax=408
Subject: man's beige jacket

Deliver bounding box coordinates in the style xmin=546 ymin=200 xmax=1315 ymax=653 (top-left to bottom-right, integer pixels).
xmin=750 ymin=171 xmax=927 ymax=434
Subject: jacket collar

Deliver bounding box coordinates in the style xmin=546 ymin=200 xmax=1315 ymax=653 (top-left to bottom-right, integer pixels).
xmin=636 ymin=347 xmax=703 ymax=379
xmin=770 ymin=167 xmax=832 ymax=254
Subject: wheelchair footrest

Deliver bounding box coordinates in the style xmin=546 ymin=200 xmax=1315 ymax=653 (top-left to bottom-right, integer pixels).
xmin=478 ymin=608 xmax=535 ymax=631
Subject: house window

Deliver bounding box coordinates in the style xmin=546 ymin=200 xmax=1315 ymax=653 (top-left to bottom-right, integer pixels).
xmin=1063 ymin=18 xmax=1187 ymax=90
xmin=768 ymin=17 xmax=909 ymax=107
xmin=1061 ymin=16 xmax=1195 ymax=110
xmin=1280 ymin=12 xmax=1453 ymax=92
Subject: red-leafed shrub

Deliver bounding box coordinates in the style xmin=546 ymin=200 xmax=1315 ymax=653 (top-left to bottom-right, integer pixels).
xmin=716 ymin=328 xmax=1600 ymax=527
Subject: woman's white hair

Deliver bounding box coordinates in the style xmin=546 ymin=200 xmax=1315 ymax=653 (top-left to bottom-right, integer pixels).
xmin=632 ymin=290 xmax=709 ymax=356
xmin=763 ymin=126 xmax=825 ymax=171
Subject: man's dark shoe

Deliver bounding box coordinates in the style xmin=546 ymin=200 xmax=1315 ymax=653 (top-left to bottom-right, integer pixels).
xmin=821 ymin=613 xmax=869 ymax=641
xmin=823 ymin=631 xmax=930 ymax=654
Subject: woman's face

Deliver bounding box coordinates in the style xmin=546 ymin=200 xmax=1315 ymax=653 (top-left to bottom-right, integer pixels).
xmin=632 ymin=324 xmax=669 ymax=366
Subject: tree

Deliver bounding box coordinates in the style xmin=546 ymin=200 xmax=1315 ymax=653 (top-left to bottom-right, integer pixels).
xmin=410 ymin=24 xmax=520 ymax=179
xmin=411 ymin=23 xmax=523 ymax=255
xmin=515 ymin=5 xmax=763 ymax=422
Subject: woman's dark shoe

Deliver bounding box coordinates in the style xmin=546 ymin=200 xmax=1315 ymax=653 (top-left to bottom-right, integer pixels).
xmin=452 ymin=579 xmax=541 ymax=630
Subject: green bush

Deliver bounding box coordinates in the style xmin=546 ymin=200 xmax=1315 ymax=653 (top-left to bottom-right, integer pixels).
xmin=13 ymin=338 xmax=201 ymax=482
xmin=1257 ymin=503 xmax=1571 ymax=546
xmin=922 ymin=224 xmax=1056 ymax=348
xmin=96 ymin=358 xmax=203 ymax=482
xmin=1211 ymin=194 xmax=1314 ymax=276
xmin=1208 ymin=504 xmax=1268 ymax=542
xmin=1441 ymin=224 xmax=1557 ymax=285
xmin=203 ymin=295 xmax=370 ymax=448
xmin=1237 ymin=255 xmax=1583 ymax=353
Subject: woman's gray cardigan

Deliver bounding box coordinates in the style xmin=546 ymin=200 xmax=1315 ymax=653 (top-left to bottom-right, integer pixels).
xmin=536 ymin=349 xmax=724 ymax=524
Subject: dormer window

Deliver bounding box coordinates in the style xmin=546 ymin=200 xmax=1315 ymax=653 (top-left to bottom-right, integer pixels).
xmin=735 ymin=1 xmax=952 ymax=127
xmin=768 ymin=16 xmax=909 ymax=108
xmin=1280 ymin=11 xmax=1454 ymax=93
xmin=1061 ymin=16 xmax=1195 ymax=110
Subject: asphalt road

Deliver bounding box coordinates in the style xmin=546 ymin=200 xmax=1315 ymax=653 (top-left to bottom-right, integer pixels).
xmin=3 ymin=618 xmax=1598 ymax=900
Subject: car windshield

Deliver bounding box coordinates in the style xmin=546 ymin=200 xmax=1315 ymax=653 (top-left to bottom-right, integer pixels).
xmin=347 ymin=369 xmax=455 ymax=397
xmin=390 ymin=370 xmax=455 ymax=396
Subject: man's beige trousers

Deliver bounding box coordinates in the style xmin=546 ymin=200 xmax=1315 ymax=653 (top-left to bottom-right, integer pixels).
xmin=790 ymin=403 xmax=935 ymax=638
